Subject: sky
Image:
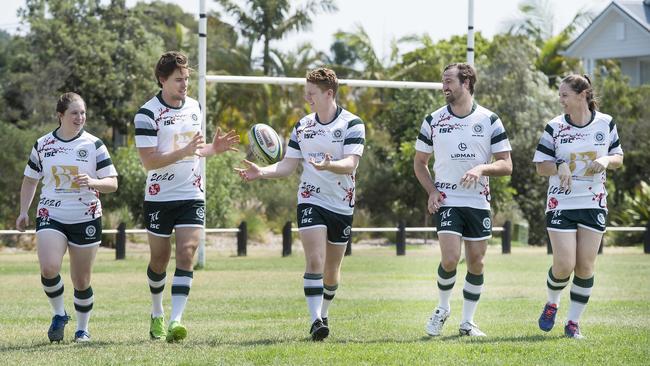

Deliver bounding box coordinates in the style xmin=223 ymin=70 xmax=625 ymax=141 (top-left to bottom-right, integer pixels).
xmin=1 ymin=0 xmax=611 ymax=60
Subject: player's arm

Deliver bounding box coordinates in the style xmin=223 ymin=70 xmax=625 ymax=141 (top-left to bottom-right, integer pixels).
xmin=73 ymin=175 xmax=118 ymax=193
xmin=16 ymin=176 xmax=39 ymax=231
xmin=461 ymin=151 xmax=512 ymax=189
xmin=480 ymin=151 xmax=513 ymax=177
xmin=588 ymin=154 xmax=624 ymax=174
xmin=308 ymin=154 xmax=360 ymax=174
xmin=414 ymin=150 xmax=445 ymax=214
xmin=236 ymin=157 xmax=301 ymax=181
xmin=137 ymin=132 xmax=205 ymax=171
xmin=414 ymin=150 xmax=437 ymax=195
xmin=536 ymin=161 xmax=561 ymax=176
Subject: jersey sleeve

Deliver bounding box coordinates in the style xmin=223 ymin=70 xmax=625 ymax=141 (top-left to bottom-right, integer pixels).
xmin=489 ymin=114 xmax=512 ymax=154
xmin=608 ymin=119 xmax=623 ymax=156
xmin=533 ymin=123 xmax=556 ymax=162
xmin=415 ymin=114 xmax=434 ymax=153
xmin=23 ymin=140 xmax=43 ymax=180
xmin=94 ymin=139 xmax=118 ymax=178
xmin=134 ymin=107 xmax=158 ymax=148
xmin=343 ymin=118 xmax=365 ymax=156
xmin=285 ymin=121 xmax=302 ymax=159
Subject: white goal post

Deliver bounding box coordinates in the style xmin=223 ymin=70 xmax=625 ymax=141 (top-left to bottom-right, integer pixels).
xmin=194 ymin=0 xmax=474 ymax=268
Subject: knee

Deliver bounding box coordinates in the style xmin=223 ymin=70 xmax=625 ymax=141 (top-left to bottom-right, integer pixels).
xmin=73 ymin=278 xmax=91 ymax=290
xmin=467 ymin=257 xmax=484 ymax=274
xmin=40 ymin=263 xmax=61 ymax=278
xmin=553 ymin=259 xmax=575 ymax=278
xmin=574 ymin=262 xmax=594 ymax=279
xmin=440 ymin=257 xmax=459 ymax=272
xmin=305 ymin=255 xmax=324 ymax=273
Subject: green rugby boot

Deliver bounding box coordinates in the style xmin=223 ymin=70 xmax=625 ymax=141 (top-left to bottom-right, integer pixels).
xmin=150 ymin=315 xmax=167 ymax=340
xmin=166 ymin=320 xmax=187 ymax=342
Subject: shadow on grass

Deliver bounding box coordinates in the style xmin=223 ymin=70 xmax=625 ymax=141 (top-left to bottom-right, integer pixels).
xmin=0 ymin=339 xmax=152 ymax=353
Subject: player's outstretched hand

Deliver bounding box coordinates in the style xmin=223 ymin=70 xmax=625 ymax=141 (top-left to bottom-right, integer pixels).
xmin=309 ymin=153 xmax=332 ymax=171
xmin=200 ymin=128 xmax=239 ymax=157
xmin=235 ymin=159 xmax=263 ymax=182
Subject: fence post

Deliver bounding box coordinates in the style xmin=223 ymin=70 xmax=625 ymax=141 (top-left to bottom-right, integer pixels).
xmin=396 ymin=220 xmax=406 ymax=256
xmin=282 ymin=221 xmax=292 ymax=257
xmin=115 ymin=222 xmax=126 ymax=260
xmin=345 ymin=231 xmax=352 ymax=256
xmin=643 ymin=221 xmax=650 ymax=254
xmin=501 ymin=220 xmax=512 ymax=254
xmin=237 ymin=221 xmax=247 ymax=256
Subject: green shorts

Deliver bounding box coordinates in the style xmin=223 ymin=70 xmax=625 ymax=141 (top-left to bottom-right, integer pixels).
xmin=297 ymin=204 xmax=353 ymax=245
xmin=143 ymin=200 xmax=205 ymax=237
xmin=36 ymin=217 xmax=102 ymax=247
xmin=546 ymin=209 xmax=606 ymax=233
xmin=435 ymin=206 xmax=492 ymax=241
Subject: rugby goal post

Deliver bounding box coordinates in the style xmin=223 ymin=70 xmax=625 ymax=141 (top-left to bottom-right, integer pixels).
xmin=195 ymin=0 xmax=474 ymax=268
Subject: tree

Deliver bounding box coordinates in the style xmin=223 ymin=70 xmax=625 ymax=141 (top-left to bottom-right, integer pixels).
xmin=9 ymin=0 xmax=163 ymax=146
xmin=502 ymin=0 xmax=594 ymax=86
xmin=215 ymin=0 xmax=337 ymax=75
xmin=479 ymin=34 xmax=557 ymax=245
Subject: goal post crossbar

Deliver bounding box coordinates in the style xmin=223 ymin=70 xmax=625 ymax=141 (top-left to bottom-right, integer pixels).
xmin=205 ymin=75 xmax=442 ymax=90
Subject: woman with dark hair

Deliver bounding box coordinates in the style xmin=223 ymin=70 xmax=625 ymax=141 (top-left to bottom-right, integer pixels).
xmin=16 ymin=92 xmax=118 ymax=343
xmin=533 ymin=74 xmax=623 ymax=339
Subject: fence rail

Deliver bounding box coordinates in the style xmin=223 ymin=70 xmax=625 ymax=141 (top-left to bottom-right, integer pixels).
xmin=2 ymin=221 xmax=649 ymax=259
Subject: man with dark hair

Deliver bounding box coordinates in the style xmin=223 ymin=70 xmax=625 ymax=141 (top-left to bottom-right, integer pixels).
xmin=134 ymin=51 xmax=239 ymax=342
xmin=414 ymin=63 xmax=512 ymax=337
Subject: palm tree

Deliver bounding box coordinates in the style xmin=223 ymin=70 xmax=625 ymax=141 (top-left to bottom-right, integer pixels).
xmin=502 ymin=0 xmax=594 ymax=86
xmin=215 ymin=0 xmax=338 ymax=75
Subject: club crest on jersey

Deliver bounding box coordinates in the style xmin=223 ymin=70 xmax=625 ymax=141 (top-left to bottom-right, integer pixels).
xmin=594 ymin=131 xmax=606 ymax=145
xmin=332 ymin=128 xmax=344 ymax=142
xmin=85 ymin=225 xmax=96 ymax=237
xmin=196 ymin=206 xmax=205 ymax=219
xmin=597 ymin=213 xmax=606 ymax=225
xmin=76 ymin=148 xmax=88 ymax=161
xmin=192 ymin=114 xmax=198 ymax=121
xmin=472 ymin=123 xmax=483 ymax=135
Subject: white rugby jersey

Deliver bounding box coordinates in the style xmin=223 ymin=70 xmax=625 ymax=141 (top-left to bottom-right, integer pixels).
xmin=533 ymin=111 xmax=623 ymax=212
xmin=415 ymin=102 xmax=512 ymax=210
xmin=134 ymin=92 xmax=203 ymax=202
xmin=285 ymin=106 xmax=365 ymax=216
xmin=24 ymin=129 xmax=118 ymax=224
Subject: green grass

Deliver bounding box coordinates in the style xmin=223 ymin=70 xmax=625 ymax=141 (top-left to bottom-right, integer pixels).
xmin=1 ymin=245 xmax=649 ymax=365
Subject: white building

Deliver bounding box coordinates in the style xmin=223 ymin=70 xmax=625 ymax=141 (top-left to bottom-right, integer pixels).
xmin=564 ymin=0 xmax=650 ymax=86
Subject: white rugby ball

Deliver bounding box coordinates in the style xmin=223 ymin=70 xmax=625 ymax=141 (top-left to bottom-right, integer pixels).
xmin=248 ymin=123 xmax=283 ymax=165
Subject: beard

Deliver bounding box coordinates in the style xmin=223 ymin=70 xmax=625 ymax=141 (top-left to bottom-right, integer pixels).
xmin=444 ymin=91 xmax=456 ymax=104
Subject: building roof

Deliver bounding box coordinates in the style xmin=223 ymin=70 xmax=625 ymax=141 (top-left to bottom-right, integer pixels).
xmin=565 ymin=1 xmax=650 ymax=53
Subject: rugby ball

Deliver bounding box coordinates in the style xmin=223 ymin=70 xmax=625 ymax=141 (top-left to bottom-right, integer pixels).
xmin=248 ymin=123 xmax=283 ymax=164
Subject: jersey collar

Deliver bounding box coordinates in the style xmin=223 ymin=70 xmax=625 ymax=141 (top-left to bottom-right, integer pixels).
xmin=315 ymin=105 xmax=342 ymax=125
xmin=564 ymin=110 xmax=596 ymax=128
xmin=53 ymin=127 xmax=84 ymax=142
xmin=446 ymin=101 xmax=477 ymax=119
xmin=156 ymin=91 xmax=185 ymax=110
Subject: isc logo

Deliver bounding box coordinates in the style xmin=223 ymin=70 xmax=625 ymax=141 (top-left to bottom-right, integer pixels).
xmin=45 ymin=151 xmax=57 ymax=157
xmin=439 ymin=127 xmax=453 ymax=133
xmin=441 ymin=221 xmax=452 ymax=227
xmin=551 ymin=220 xmax=562 ymax=225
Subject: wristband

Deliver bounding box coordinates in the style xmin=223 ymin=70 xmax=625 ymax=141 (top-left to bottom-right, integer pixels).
xmin=555 ymin=159 xmax=565 ymax=169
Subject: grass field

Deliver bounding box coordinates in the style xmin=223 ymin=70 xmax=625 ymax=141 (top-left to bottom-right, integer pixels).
xmin=1 ymin=244 xmax=649 ymax=365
